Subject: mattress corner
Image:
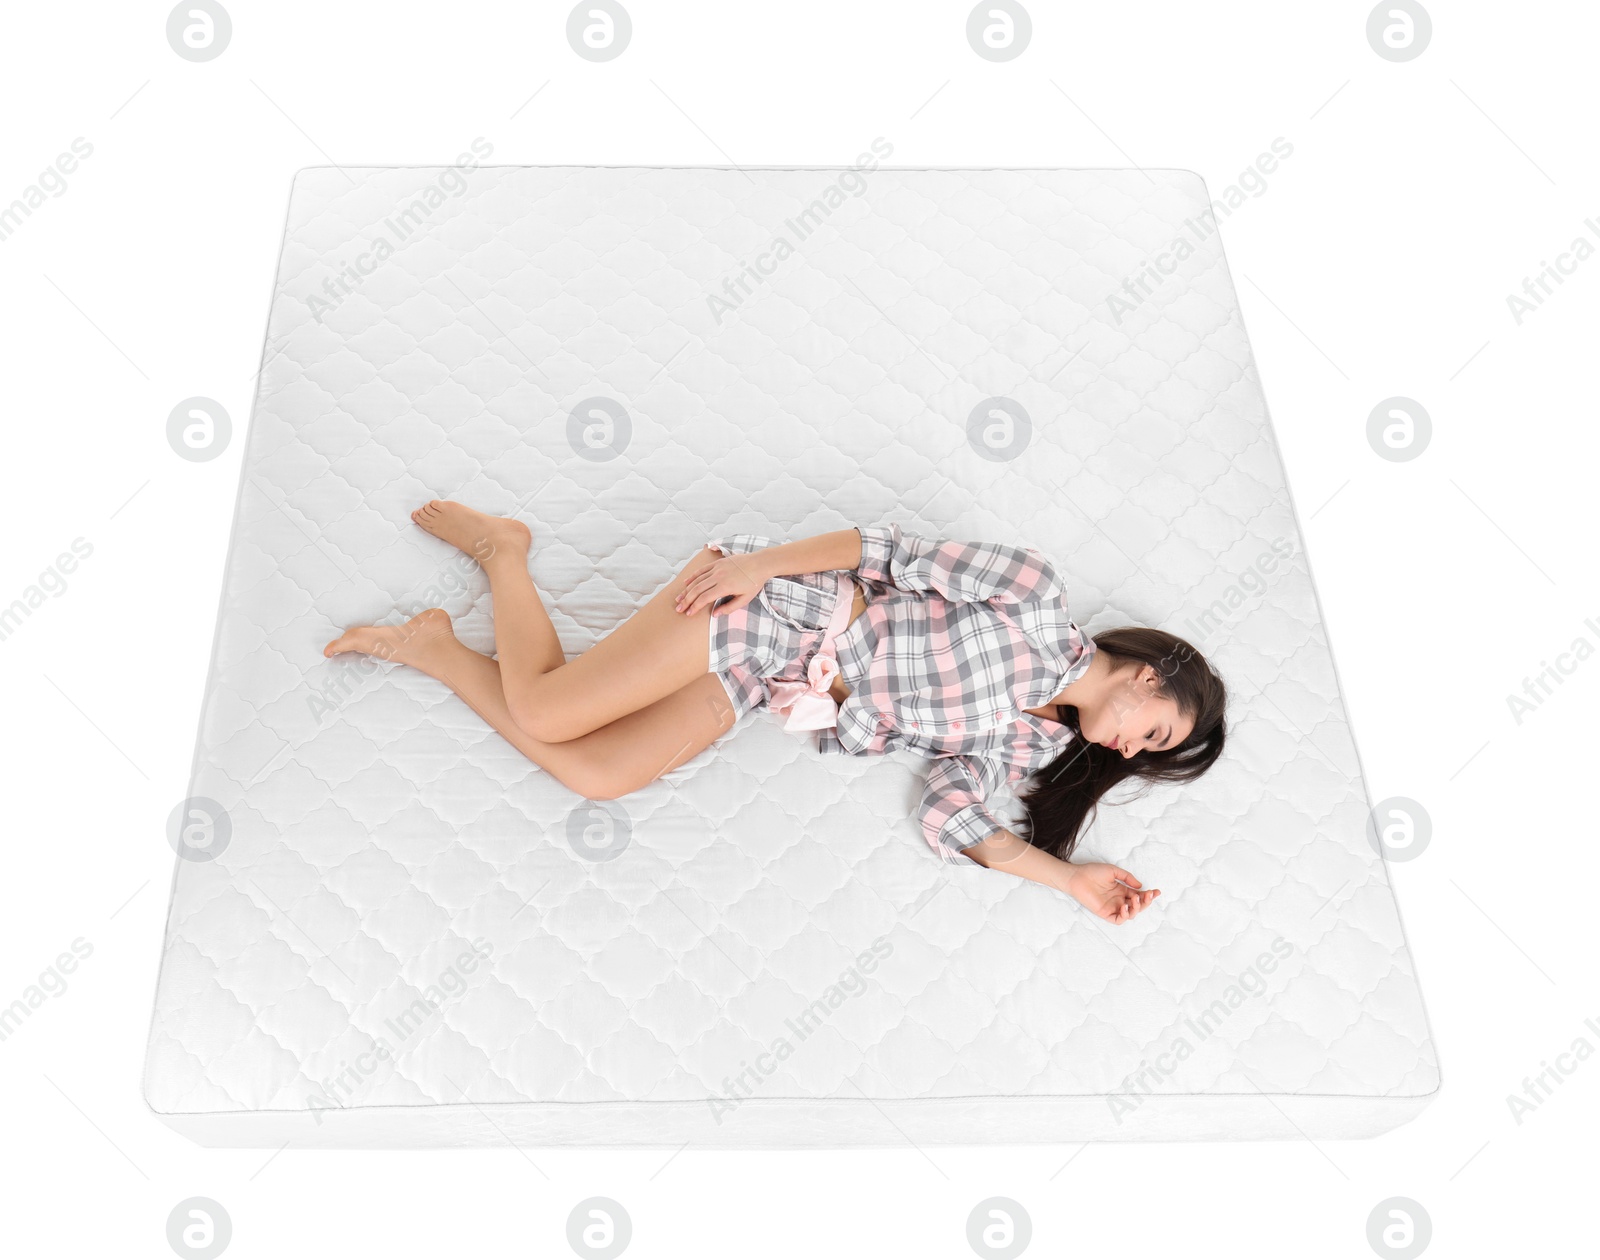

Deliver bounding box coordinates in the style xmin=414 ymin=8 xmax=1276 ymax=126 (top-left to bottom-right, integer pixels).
xmin=1166 ymin=167 xmax=1213 ymax=200
xmin=288 ymin=164 xmax=334 ymax=193
xmin=140 ymin=1071 xmax=176 ymax=1122
xmin=139 ymin=1038 xmax=185 ymax=1122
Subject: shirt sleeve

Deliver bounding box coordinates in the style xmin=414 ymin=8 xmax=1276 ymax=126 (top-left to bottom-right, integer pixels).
xmin=917 ymin=752 xmax=1018 ymax=860
xmin=854 ymin=523 xmax=1063 ymax=606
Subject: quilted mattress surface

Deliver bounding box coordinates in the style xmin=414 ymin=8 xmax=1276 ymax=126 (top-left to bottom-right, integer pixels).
xmin=143 ymin=164 xmax=1439 ymax=1147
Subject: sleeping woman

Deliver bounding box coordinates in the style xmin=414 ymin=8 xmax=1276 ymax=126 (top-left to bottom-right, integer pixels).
xmin=325 ymin=502 xmax=1227 ymax=924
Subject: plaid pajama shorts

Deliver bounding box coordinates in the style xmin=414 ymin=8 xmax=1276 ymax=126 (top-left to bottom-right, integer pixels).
xmin=706 ymin=568 xmax=857 ymax=723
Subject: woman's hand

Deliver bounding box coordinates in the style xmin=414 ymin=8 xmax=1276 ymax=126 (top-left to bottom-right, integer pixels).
xmin=960 ymin=834 xmax=1161 ymax=923
xmin=1064 ymin=862 xmax=1161 ymax=924
xmin=675 ymin=547 xmax=772 ymax=617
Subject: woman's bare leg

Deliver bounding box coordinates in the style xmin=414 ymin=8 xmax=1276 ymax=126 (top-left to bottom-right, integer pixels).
xmin=409 ymin=503 xmax=563 ymax=675
xmin=409 ymin=500 xmax=734 ymax=745
xmin=323 ymin=610 xmax=738 ymax=799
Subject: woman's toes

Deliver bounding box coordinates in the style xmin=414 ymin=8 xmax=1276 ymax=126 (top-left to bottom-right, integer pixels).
xmin=324 ymin=628 xmax=380 ymax=658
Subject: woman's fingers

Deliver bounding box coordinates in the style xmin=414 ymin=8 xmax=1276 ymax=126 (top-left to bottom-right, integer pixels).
xmin=677 ymin=574 xmax=717 ymax=614
xmin=1101 ymin=886 xmax=1162 ymax=923
xmin=680 ymin=563 xmax=740 ymax=615
xmin=684 ymin=578 xmax=762 ymax=616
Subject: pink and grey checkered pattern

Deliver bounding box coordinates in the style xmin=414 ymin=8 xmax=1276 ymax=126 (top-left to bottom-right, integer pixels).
xmin=710 ymin=523 xmax=1097 ymax=862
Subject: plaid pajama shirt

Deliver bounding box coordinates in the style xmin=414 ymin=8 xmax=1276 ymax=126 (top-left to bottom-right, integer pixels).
xmin=707 ymin=523 xmax=1097 ymax=863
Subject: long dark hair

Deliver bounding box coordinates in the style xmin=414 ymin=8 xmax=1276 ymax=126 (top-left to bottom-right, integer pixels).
xmin=1015 ymin=627 xmax=1227 ymax=861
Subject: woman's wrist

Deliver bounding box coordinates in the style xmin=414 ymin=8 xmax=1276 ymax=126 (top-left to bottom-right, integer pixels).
xmin=965 ymin=831 xmax=1078 ymax=897
xmin=749 ymin=547 xmax=782 ymax=582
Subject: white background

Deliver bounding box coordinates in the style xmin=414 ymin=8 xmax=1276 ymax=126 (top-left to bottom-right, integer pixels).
xmin=2 ymin=1 xmax=1595 ymax=1257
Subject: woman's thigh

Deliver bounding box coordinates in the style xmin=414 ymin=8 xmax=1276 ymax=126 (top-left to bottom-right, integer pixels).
xmin=519 ymin=546 xmax=724 ymax=743
xmin=580 ymin=672 xmax=739 ymax=799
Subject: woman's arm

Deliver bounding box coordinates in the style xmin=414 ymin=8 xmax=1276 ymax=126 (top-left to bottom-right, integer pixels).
xmin=676 ymin=529 xmax=865 ymax=617
xmin=855 ymin=523 xmax=1064 ymax=605
xmin=751 ymin=528 xmax=864 ymax=580
xmin=963 ymin=828 xmax=1161 ymax=923
xmin=698 ymin=522 xmax=1065 ymax=600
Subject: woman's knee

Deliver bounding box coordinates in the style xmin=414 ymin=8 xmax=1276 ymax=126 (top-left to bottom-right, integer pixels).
xmin=514 ymin=707 xmax=574 ymax=745
xmin=571 ymin=763 xmax=632 ymax=802
xmin=513 ymin=690 xmax=605 ymax=746
xmin=506 ymin=683 xmax=566 ymax=743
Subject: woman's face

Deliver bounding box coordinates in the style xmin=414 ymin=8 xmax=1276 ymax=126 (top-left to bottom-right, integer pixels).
xmin=1079 ymin=663 xmax=1193 ymax=758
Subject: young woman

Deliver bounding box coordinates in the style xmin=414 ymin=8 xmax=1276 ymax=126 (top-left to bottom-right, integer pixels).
xmin=325 ymin=501 xmax=1227 ymax=924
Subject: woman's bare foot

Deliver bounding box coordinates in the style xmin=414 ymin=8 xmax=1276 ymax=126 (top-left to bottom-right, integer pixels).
xmin=410 ymin=500 xmax=531 ymax=564
xmin=323 ymin=608 xmax=457 ymax=667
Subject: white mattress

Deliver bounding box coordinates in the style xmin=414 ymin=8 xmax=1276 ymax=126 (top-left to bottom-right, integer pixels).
xmin=143 ymin=164 xmax=1439 ymax=1147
